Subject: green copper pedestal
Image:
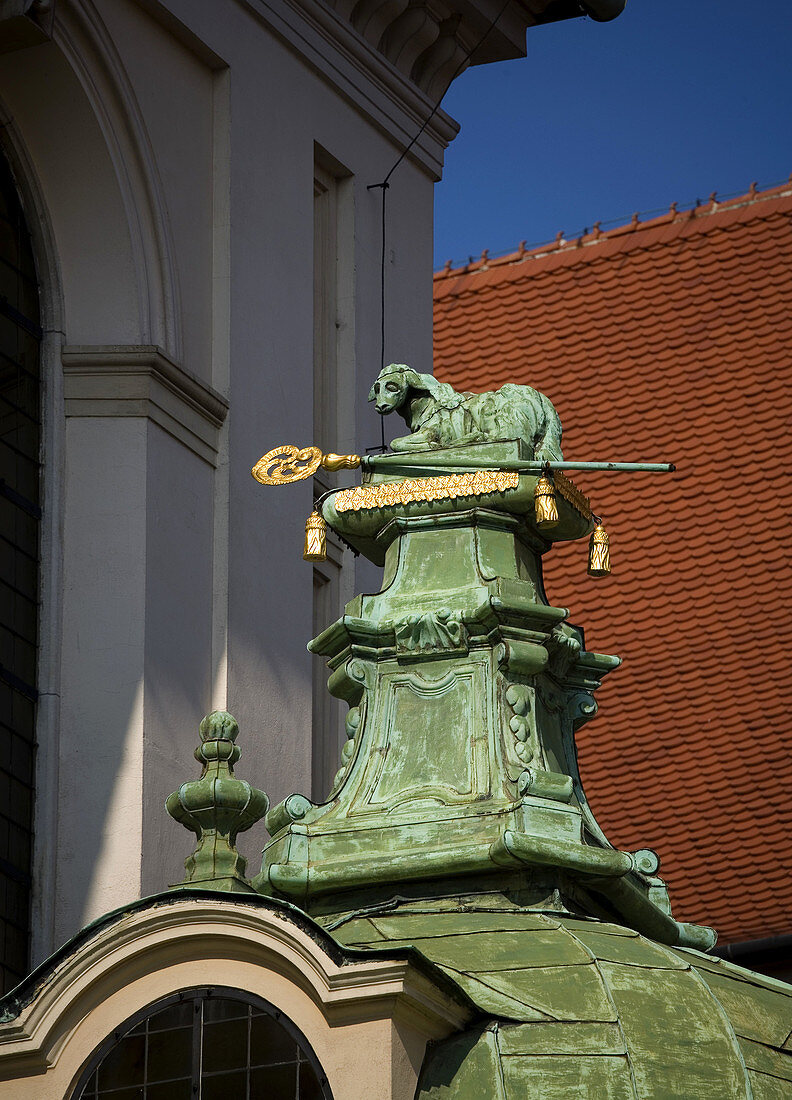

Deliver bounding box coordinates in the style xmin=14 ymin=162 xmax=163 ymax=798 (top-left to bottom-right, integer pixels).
xmin=253 ymin=442 xmax=713 ymax=951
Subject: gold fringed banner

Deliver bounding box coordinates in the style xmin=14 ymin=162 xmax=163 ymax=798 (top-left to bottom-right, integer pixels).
xmin=553 ymin=471 xmax=593 ymax=521
xmin=334 ymin=470 xmax=520 ymax=512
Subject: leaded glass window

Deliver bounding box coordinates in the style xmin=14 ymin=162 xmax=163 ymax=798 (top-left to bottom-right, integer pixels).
xmin=0 ymin=146 xmax=40 ymax=994
xmin=73 ymin=988 xmax=332 ymax=1100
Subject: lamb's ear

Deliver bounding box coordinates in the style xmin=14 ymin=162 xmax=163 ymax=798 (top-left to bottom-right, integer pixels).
xmin=412 ymin=371 xmax=440 ymax=395
xmin=418 ymin=371 xmax=461 ymax=410
xmin=402 ymin=368 xmax=429 ymax=392
xmin=367 ymin=382 xmax=376 ymax=402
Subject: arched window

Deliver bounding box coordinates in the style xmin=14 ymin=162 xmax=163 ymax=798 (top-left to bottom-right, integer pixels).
xmin=0 ymin=146 xmax=40 ymax=993
xmin=72 ymin=988 xmax=332 ymax=1100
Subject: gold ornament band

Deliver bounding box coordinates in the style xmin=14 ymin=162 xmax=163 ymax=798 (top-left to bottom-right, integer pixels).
xmin=553 ymin=470 xmax=592 ymax=520
xmin=334 ymin=470 xmax=520 ymax=512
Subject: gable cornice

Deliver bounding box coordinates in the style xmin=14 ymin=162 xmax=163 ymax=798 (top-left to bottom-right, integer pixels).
xmin=0 ymin=892 xmax=472 ymax=1082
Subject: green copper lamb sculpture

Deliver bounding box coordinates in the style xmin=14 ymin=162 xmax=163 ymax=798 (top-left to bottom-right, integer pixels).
xmin=368 ymin=363 xmax=564 ymax=458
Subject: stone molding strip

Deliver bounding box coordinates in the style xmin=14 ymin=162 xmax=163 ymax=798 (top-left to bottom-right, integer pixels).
xmin=0 ymin=892 xmax=472 ymax=1092
xmin=241 ymin=0 xmax=457 ymax=179
xmin=62 ymin=345 xmax=228 ymax=466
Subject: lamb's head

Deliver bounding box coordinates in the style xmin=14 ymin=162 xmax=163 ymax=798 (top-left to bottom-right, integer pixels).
xmin=368 ymin=364 xmax=420 ymax=416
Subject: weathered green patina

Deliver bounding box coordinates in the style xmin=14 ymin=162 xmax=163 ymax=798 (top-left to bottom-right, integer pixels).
xmin=368 ymin=364 xmax=563 ymax=457
xmin=252 ymin=431 xmax=711 ymax=954
xmin=166 ymin=710 xmax=268 ymax=892
xmin=326 ymin=904 xmax=792 ymax=1097
xmin=166 ymin=369 xmax=792 ymax=1095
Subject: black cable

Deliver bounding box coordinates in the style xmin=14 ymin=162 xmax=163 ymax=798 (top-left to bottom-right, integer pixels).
xmin=367 ymin=0 xmax=515 ymax=454
xmin=379 ymin=181 xmax=387 ymax=451
xmin=365 ymin=178 xmax=389 ymax=452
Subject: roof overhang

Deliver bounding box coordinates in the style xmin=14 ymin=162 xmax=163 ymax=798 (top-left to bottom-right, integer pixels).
xmin=320 ymin=0 xmax=627 ymax=98
xmin=530 ymin=0 xmax=627 ymax=26
xmin=0 ymin=891 xmax=473 ymax=1099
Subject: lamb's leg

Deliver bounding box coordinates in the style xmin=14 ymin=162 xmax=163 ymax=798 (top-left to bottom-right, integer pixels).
xmin=392 ymin=430 xmax=491 ymax=452
xmin=439 ymin=431 xmax=481 ymax=448
xmin=390 ymin=430 xmax=436 ymax=451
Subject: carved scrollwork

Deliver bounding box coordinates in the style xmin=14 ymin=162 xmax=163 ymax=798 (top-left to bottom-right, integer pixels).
xmin=265 ymin=793 xmax=316 ymax=836
xmin=325 ymin=659 xmax=371 ymax=795
xmin=394 ymin=608 xmax=468 ymax=655
xmin=504 ymin=683 xmax=535 ymax=766
xmin=348 ymin=660 xmax=368 ymax=684
xmin=327 ymin=656 xmax=370 ymax=705
xmin=567 ymin=690 xmax=599 ymax=732
xmin=632 ymin=848 xmax=661 ymax=876
xmin=331 ymin=704 xmax=364 ymax=793
xmin=545 ymin=623 xmax=583 ymax=680
xmin=517 ymin=767 xmax=574 ymax=803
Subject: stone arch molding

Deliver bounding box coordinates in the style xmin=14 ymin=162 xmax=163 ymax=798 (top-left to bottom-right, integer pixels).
xmin=0 ymin=896 xmax=470 ymax=1100
xmin=0 ymin=0 xmax=181 ymax=356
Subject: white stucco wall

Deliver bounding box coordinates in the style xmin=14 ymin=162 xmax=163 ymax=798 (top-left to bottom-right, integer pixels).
xmin=0 ymin=0 xmax=451 ymax=958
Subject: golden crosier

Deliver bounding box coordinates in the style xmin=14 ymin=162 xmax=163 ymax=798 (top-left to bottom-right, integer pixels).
xmin=252 ymin=445 xmax=322 ymax=485
xmin=322 ymin=452 xmax=361 ymax=472
xmin=252 ymin=445 xmax=361 ymax=486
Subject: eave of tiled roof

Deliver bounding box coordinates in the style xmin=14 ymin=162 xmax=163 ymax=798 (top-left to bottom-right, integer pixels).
xmin=433 ymin=181 xmax=792 ymax=945
xmin=434 ymin=182 xmax=792 ymax=290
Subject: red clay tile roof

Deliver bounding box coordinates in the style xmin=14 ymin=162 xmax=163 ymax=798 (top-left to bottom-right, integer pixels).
xmin=433 ymin=183 xmax=792 ymax=945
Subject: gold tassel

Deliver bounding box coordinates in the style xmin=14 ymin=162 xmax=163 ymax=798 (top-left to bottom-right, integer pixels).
xmin=303 ymin=511 xmax=327 ymax=561
xmin=588 ymin=523 xmax=611 ymax=577
xmin=534 ymin=473 xmax=559 ymax=529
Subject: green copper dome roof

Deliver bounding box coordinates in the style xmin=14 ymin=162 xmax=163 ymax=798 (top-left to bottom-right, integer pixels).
xmin=237 ymin=402 xmax=792 ymax=1096
xmin=327 ymin=904 xmax=792 ymax=1097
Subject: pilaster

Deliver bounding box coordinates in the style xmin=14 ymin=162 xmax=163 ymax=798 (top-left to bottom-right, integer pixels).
xmin=53 ymin=344 xmax=226 ymax=945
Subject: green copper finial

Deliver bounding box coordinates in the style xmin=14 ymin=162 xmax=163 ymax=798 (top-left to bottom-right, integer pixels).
xmin=166 ymin=710 xmax=269 ymax=893
xmin=253 ymin=366 xmax=714 ymax=952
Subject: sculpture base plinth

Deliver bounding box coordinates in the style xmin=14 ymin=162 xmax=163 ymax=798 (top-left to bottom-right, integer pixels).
xmin=253 ymin=455 xmax=715 ymax=951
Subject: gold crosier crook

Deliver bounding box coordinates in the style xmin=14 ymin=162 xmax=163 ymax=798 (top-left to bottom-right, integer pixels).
xmin=251 ymin=445 xmax=361 ymax=562
xmin=251 ymin=445 xmax=361 ymax=486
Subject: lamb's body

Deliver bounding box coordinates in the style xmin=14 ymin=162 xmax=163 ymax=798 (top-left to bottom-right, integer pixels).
xmin=369 ymin=366 xmax=563 ymax=460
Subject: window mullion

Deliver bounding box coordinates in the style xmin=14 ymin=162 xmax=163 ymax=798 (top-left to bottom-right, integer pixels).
xmin=192 ymin=993 xmax=203 ymax=1098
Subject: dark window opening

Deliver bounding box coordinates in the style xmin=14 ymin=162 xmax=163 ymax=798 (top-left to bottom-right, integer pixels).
xmin=72 ymin=988 xmax=333 ymax=1100
xmin=0 ymin=146 xmax=40 ymax=994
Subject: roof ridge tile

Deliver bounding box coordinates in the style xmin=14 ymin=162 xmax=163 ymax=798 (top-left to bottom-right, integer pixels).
xmin=434 ymin=181 xmax=792 ymax=283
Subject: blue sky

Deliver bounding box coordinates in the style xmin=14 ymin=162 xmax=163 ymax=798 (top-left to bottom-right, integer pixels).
xmin=433 ymin=0 xmax=791 ymax=268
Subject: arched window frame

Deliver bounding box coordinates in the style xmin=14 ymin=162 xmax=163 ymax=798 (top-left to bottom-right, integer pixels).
xmin=70 ymin=986 xmax=334 ymax=1100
